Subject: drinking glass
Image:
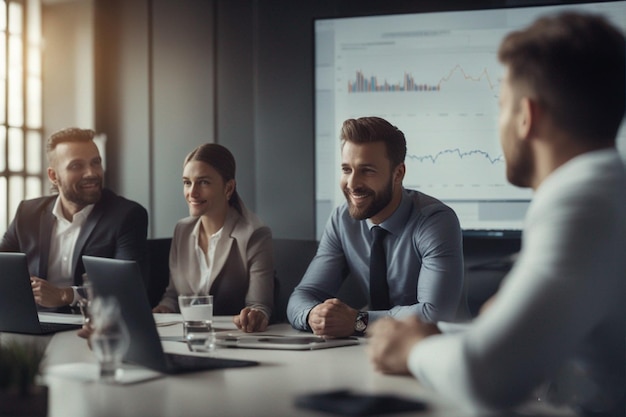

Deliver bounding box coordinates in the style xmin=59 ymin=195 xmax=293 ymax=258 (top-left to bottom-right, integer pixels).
xmin=178 ymin=295 xmax=215 ymax=352
xmin=89 ymin=296 xmax=130 ymax=383
xmin=76 ymin=273 xmax=93 ymax=325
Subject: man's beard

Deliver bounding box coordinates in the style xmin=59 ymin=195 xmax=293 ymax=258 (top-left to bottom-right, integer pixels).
xmin=504 ymin=139 xmax=534 ymax=189
xmin=343 ymin=178 xmax=393 ymax=220
xmin=58 ymin=177 xmax=103 ymax=208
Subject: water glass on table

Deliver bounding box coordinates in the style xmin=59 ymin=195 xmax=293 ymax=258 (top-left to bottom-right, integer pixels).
xmin=178 ymin=295 xmax=215 ymax=352
xmin=90 ymin=296 xmax=130 ymax=383
xmin=76 ymin=273 xmax=94 ymax=325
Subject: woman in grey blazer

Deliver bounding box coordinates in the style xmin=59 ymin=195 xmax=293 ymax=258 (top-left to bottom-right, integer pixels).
xmin=153 ymin=144 xmax=274 ymax=333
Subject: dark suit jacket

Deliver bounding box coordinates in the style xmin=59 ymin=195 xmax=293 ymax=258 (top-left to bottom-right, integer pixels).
xmin=0 ymin=188 xmax=149 ymax=290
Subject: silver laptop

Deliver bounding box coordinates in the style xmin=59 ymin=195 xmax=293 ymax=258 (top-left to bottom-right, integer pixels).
xmin=0 ymin=252 xmax=82 ymax=334
xmin=82 ymin=255 xmax=258 ymax=374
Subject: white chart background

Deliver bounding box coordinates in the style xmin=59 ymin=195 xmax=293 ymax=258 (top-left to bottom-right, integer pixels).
xmin=315 ymin=2 xmax=626 ymax=238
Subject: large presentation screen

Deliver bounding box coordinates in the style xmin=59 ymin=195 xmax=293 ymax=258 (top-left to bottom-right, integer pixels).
xmin=314 ymin=1 xmax=626 ymax=240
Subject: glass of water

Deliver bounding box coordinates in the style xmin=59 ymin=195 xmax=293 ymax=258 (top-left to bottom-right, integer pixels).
xmin=178 ymin=295 xmax=215 ymax=352
xmin=76 ymin=273 xmax=94 ymax=326
xmin=90 ymin=296 xmax=130 ymax=383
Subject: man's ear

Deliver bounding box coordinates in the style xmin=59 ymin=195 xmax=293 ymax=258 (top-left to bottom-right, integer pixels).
xmin=393 ymin=163 xmax=406 ymax=184
xmin=47 ymin=167 xmax=57 ymax=185
xmin=518 ymin=97 xmax=538 ymax=140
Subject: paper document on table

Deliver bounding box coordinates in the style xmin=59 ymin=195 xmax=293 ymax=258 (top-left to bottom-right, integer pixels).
xmin=38 ymin=312 xmax=84 ymax=325
xmin=152 ymin=314 xmax=237 ymax=330
xmin=153 ymin=313 xmax=182 ymax=327
xmin=45 ymin=362 xmax=163 ymax=385
xmin=212 ymin=316 xmax=238 ymax=331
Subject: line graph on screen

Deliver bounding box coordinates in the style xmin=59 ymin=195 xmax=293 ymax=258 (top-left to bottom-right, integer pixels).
xmin=315 ymin=2 xmax=626 ymax=238
xmin=332 ymin=54 xmax=523 ymax=203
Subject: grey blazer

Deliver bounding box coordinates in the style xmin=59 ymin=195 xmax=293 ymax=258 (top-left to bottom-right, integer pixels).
xmin=159 ymin=204 xmax=274 ymax=318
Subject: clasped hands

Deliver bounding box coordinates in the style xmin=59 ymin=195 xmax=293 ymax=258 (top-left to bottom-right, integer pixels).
xmin=308 ymin=299 xmax=439 ymax=374
xmin=307 ymin=298 xmax=359 ymax=338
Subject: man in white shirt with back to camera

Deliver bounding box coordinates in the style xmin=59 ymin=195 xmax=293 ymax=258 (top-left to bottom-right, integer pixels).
xmin=367 ymin=11 xmax=626 ymax=417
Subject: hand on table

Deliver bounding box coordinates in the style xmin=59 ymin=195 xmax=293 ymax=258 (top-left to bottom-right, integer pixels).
xmin=307 ymin=298 xmax=357 ymax=338
xmin=233 ymin=307 xmax=268 ymax=332
xmin=77 ymin=323 xmax=92 ymax=339
xmin=77 ymin=323 xmax=94 ymax=350
xmin=367 ymin=316 xmax=440 ymax=375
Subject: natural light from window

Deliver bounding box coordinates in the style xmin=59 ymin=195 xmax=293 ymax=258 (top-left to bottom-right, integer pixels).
xmin=0 ymin=0 xmax=42 ymax=236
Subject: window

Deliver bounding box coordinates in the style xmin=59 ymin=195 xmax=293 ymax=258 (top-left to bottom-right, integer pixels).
xmin=0 ymin=0 xmax=42 ymax=236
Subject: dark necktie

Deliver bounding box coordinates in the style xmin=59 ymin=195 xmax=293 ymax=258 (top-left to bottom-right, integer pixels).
xmin=369 ymin=226 xmax=390 ymax=310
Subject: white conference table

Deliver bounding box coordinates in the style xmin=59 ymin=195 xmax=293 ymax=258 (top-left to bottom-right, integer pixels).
xmin=4 ymin=316 xmax=576 ymax=417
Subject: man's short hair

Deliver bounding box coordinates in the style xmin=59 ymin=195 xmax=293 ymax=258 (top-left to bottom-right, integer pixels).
xmin=340 ymin=117 xmax=407 ymax=168
xmin=46 ymin=127 xmax=96 ymax=162
xmin=498 ymin=11 xmax=625 ymax=145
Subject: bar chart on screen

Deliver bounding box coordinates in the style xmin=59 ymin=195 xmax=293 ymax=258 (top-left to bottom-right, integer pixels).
xmin=315 ymin=2 xmax=626 ymax=237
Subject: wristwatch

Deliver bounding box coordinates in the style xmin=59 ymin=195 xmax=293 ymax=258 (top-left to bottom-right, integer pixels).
xmin=354 ymin=311 xmax=369 ymax=335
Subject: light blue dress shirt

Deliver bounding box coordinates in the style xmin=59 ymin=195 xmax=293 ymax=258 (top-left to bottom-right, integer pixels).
xmin=287 ymin=188 xmax=464 ymax=331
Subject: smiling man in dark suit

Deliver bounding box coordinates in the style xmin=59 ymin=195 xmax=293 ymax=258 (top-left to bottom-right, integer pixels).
xmin=0 ymin=127 xmax=148 ymax=311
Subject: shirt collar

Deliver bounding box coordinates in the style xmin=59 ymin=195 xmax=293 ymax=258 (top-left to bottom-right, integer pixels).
xmin=366 ymin=188 xmax=412 ymax=236
xmin=51 ymin=195 xmax=95 ymax=224
xmin=191 ymin=217 xmax=224 ymax=242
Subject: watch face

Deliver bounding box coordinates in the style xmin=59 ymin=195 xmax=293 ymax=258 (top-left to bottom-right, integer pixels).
xmin=355 ymin=320 xmax=367 ymax=332
xmin=355 ymin=312 xmax=368 ymax=333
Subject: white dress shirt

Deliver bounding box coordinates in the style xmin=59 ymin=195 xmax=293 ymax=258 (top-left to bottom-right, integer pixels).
xmin=191 ymin=219 xmax=223 ymax=295
xmin=48 ymin=197 xmax=94 ymax=304
xmin=408 ymin=149 xmax=626 ymax=414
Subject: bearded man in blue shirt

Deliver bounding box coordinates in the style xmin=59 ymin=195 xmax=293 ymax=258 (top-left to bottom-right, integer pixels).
xmin=287 ymin=116 xmax=464 ymax=337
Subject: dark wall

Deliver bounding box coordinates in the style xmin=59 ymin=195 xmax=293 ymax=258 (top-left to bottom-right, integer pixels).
xmin=215 ymin=1 xmax=256 ymax=216
xmin=95 ymin=0 xmax=215 ymax=238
